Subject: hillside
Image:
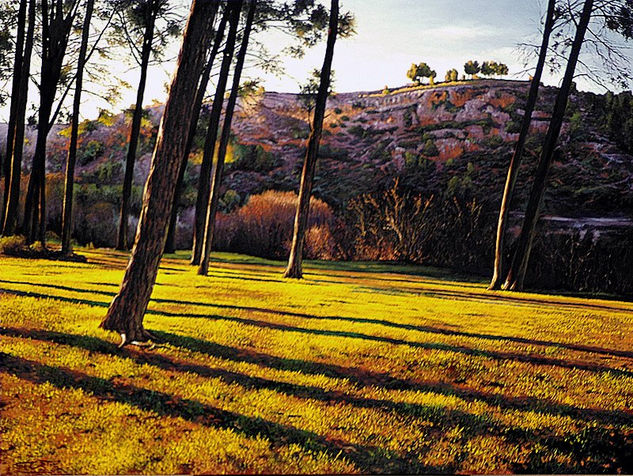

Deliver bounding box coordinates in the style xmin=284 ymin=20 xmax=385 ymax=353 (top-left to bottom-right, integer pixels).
xmin=2 ymin=79 xmax=632 ymax=246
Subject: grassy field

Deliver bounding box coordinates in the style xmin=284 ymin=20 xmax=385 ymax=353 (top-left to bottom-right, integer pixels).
xmin=1 ymin=248 xmax=633 ymax=474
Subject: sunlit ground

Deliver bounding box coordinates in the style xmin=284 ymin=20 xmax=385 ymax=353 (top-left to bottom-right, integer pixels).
xmin=1 ymin=248 xmax=633 ymax=474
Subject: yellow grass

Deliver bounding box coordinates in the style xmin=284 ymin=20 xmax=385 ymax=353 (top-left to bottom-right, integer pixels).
xmin=1 ymin=248 xmax=633 ymax=474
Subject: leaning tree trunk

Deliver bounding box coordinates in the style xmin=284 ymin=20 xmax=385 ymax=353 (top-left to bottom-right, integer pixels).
xmin=164 ymin=7 xmax=227 ymax=254
xmin=2 ymin=0 xmax=35 ymax=236
xmin=190 ymin=0 xmax=241 ymax=265
xmin=198 ymin=0 xmax=256 ymax=276
xmin=61 ymin=0 xmax=94 ymax=255
xmin=488 ymin=0 xmax=556 ymax=290
xmin=116 ymin=4 xmax=157 ymax=251
xmin=100 ymin=0 xmax=218 ymax=345
xmin=1 ymin=0 xmax=27 ymax=231
xmin=504 ymin=0 xmax=594 ymax=291
xmin=284 ymin=0 xmax=339 ymax=279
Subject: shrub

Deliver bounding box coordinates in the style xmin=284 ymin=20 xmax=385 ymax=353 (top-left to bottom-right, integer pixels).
xmin=422 ymin=139 xmax=439 ymax=157
xmin=78 ymin=140 xmax=105 ymax=166
xmin=0 ymin=235 xmax=27 ymax=256
xmin=214 ymin=190 xmax=335 ymax=260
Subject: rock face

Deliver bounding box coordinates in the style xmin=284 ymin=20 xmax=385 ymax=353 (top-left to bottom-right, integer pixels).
xmin=3 ymin=79 xmax=632 ymax=245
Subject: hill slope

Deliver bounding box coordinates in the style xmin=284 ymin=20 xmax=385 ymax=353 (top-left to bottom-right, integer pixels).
xmin=2 ymin=79 xmax=632 ymax=246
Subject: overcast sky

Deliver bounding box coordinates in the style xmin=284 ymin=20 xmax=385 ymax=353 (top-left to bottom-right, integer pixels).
xmin=4 ymin=0 xmax=632 ymax=121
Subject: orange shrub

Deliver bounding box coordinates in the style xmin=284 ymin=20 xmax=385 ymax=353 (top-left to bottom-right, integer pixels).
xmin=214 ymin=190 xmax=336 ymax=260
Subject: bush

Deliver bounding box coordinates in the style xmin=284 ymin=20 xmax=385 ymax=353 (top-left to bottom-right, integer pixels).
xmin=0 ymin=235 xmax=27 ymax=256
xmin=338 ymin=181 xmax=494 ymax=271
xmin=214 ymin=190 xmax=335 ymax=260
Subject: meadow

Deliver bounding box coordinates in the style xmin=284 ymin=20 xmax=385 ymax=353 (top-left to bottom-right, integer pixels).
xmin=1 ymin=248 xmax=633 ymax=474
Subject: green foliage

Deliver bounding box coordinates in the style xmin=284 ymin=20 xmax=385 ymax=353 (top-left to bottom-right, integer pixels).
xmin=407 ymin=62 xmax=437 ymax=85
xmin=0 ymin=235 xmax=27 ymax=256
xmin=445 ymin=69 xmax=459 ymax=82
xmin=464 ymin=60 xmax=480 ymax=78
xmin=422 ymin=139 xmax=439 ymax=157
xmin=219 ymin=189 xmax=241 ymax=213
xmin=479 ymin=135 xmax=505 ymax=149
xmin=403 ymin=108 xmax=413 ymax=128
xmin=505 ymin=120 xmax=522 ymax=134
xmin=78 ymin=140 xmax=105 ymax=166
xmin=481 ymin=61 xmax=509 ymax=77
xmin=591 ymin=91 xmax=633 ymax=153
xmin=229 ymin=143 xmax=279 ymax=172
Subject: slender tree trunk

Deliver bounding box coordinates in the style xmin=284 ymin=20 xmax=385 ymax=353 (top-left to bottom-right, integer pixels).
xmin=190 ymin=0 xmax=241 ymax=265
xmin=1 ymin=0 xmax=27 ymax=232
xmin=284 ymin=0 xmax=338 ymax=279
xmin=504 ymin=0 xmax=594 ymax=291
xmin=198 ymin=0 xmax=256 ymax=275
xmin=164 ymin=6 xmax=226 ymax=254
xmin=489 ymin=0 xmax=556 ymax=290
xmin=23 ymin=0 xmax=77 ymax=245
xmin=2 ymin=0 xmax=35 ymax=236
xmin=23 ymin=103 xmax=53 ymax=244
xmin=61 ymin=0 xmax=94 ymax=255
xmin=101 ymin=0 xmax=218 ymax=345
xmin=116 ymin=3 xmax=158 ymax=251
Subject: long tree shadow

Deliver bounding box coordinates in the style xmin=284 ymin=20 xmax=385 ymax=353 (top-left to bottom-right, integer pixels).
xmin=0 ymin=352 xmax=442 ymax=474
xmin=1 ymin=285 xmax=631 ymax=379
xmin=5 ymin=276 xmax=632 ymax=361
xmin=69 ymin=278 xmax=633 ymax=360
xmin=150 ymin=308 xmax=633 ymax=379
xmin=3 ymin=329 xmax=633 ymax=473
xmin=5 ymin=326 xmax=630 ymax=429
xmin=146 ymin=298 xmax=633 ymax=360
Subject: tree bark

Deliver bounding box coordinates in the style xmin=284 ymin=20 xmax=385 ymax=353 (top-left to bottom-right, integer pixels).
xmin=198 ymin=0 xmax=256 ymax=275
xmin=61 ymin=0 xmax=94 ymax=255
xmin=2 ymin=0 xmax=35 ymax=236
xmin=100 ymin=0 xmax=218 ymax=344
xmin=164 ymin=6 xmax=226 ymax=254
xmin=1 ymin=0 xmax=27 ymax=232
xmin=284 ymin=0 xmax=338 ymax=279
xmin=488 ymin=0 xmax=556 ymax=290
xmin=116 ymin=0 xmax=158 ymax=251
xmin=504 ymin=0 xmax=594 ymax=291
xmin=190 ymin=0 xmax=242 ymax=265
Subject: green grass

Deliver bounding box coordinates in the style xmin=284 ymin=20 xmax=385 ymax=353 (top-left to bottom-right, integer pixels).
xmin=1 ymin=248 xmax=633 ymax=474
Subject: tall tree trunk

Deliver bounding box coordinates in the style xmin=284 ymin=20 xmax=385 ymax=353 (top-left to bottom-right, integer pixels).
xmin=504 ymin=0 xmax=594 ymax=291
xmin=284 ymin=0 xmax=338 ymax=279
xmin=61 ymin=0 xmax=94 ymax=255
xmin=190 ymin=0 xmax=241 ymax=265
xmin=2 ymin=0 xmax=35 ymax=236
xmin=198 ymin=0 xmax=256 ymax=275
xmin=488 ymin=0 xmax=556 ymax=290
xmin=23 ymin=0 xmax=77 ymax=245
xmin=100 ymin=0 xmax=218 ymax=345
xmin=1 ymin=0 xmax=27 ymax=232
xmin=116 ymin=2 xmax=158 ymax=251
xmin=164 ymin=6 xmax=227 ymax=254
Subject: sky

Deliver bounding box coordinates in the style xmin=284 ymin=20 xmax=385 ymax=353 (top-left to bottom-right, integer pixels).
xmin=4 ymin=0 xmax=632 ymax=121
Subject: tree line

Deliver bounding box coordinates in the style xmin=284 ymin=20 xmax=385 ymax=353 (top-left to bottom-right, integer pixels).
xmin=406 ymin=60 xmax=509 ymax=86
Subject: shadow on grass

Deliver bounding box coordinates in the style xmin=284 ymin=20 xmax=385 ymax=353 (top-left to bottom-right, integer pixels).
xmin=0 ymin=351 xmax=440 ymax=474
xmin=3 ymin=328 xmax=633 ymax=474
xmin=1 ymin=285 xmax=631 ymax=380
xmin=3 ymin=326 xmax=632 ymax=430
